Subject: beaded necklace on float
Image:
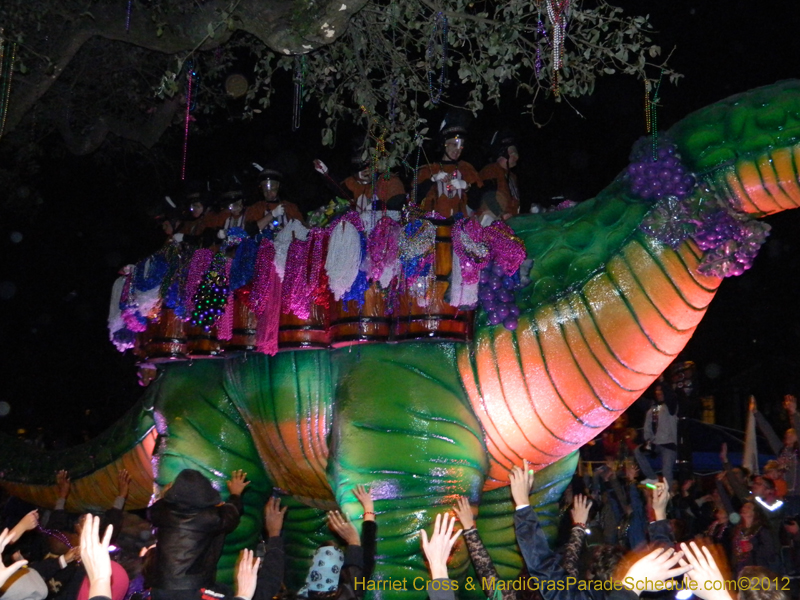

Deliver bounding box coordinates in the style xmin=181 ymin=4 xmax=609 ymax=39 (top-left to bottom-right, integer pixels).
xmin=402 ymin=134 xmax=425 ymax=207
xmin=426 ymin=12 xmax=448 ymax=105
xmin=0 ymin=30 xmax=17 ymax=140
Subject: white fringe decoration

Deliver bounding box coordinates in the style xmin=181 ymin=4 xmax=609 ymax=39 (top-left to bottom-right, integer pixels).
xmin=274 ymin=221 xmax=309 ymax=280
xmin=449 ymin=253 xmax=478 ymax=308
xmin=325 ymin=220 xmax=362 ymax=300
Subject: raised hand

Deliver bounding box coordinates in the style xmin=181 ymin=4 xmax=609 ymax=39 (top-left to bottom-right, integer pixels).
xmin=11 ymin=509 xmax=39 ymax=542
xmin=0 ymin=529 xmax=28 ymax=589
xmin=328 ymin=511 xmax=360 ymax=546
xmin=227 ymin=470 xmax=250 ymax=496
xmin=64 ymin=546 xmax=81 ymax=564
xmin=117 ymin=469 xmax=131 ymax=498
xmin=420 ymin=513 xmax=462 ymax=580
xmin=56 ymin=470 xmax=71 ymax=499
xmin=235 ymin=548 xmax=262 ymax=600
xmin=652 ymin=481 xmax=670 ymax=521
xmin=353 ymin=484 xmax=375 ymax=521
xmin=509 ymin=460 xmax=535 ymax=507
xmin=679 ymin=541 xmax=732 ymax=600
xmin=571 ymin=494 xmax=592 ymax=526
xmin=264 ymin=496 xmax=287 ymax=537
xmin=452 ymin=496 xmax=475 ymax=530
xmin=80 ymin=515 xmax=114 ymax=600
xmin=621 ymin=547 xmax=690 ymax=596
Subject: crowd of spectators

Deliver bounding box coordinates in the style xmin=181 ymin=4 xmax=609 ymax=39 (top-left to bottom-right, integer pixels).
xmin=1 ymin=394 xmax=798 ymax=600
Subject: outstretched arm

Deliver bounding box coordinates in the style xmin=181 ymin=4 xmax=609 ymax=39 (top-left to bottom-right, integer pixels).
xmin=453 ymin=496 xmax=510 ymax=599
xmin=80 ymin=515 xmax=114 ymax=600
xmin=352 ymin=484 xmax=377 ymax=586
xmin=49 ymin=470 xmax=72 ymax=531
xmin=751 ymin=398 xmax=782 ymax=455
xmin=250 ymin=496 xmax=287 ymax=600
xmin=679 ymin=541 xmax=734 ymax=600
xmin=562 ymin=494 xmax=592 ymax=578
xmin=648 ymin=482 xmax=674 ymax=545
xmin=421 ymin=513 xmax=461 ymax=600
xmin=8 ymin=509 xmax=39 ymax=544
xmin=235 ymin=549 xmax=262 ymax=600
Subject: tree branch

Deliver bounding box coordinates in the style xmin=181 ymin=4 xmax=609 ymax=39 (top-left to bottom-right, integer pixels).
xmin=55 ymin=94 xmax=182 ymax=155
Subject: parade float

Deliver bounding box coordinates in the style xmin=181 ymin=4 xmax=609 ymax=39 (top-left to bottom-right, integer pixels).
xmin=2 ymin=80 xmax=800 ymax=597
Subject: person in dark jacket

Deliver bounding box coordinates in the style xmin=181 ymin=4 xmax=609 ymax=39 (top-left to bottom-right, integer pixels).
xmin=731 ymin=501 xmax=780 ymax=575
xmin=145 ymin=468 xmax=249 ymax=600
xmin=80 ymin=514 xmax=264 ymax=600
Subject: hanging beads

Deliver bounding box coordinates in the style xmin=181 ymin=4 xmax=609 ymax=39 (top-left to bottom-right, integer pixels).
xmin=126 ymin=0 xmax=133 ymax=32
xmin=180 ymin=62 xmax=197 ymax=180
xmin=292 ymin=56 xmax=306 ymax=131
xmin=426 ymin=12 xmax=448 ymax=105
xmin=647 ymin=70 xmax=665 ymax=160
xmin=546 ymin=0 xmax=569 ymax=97
xmin=535 ymin=18 xmax=548 ymax=79
xmin=0 ymin=31 xmax=17 ymax=140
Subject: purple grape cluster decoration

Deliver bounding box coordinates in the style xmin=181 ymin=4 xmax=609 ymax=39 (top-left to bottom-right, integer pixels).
xmin=693 ymin=208 xmax=771 ymax=278
xmin=639 ymin=195 xmax=694 ymax=249
xmin=478 ymin=261 xmax=521 ymax=330
xmin=631 ymin=133 xmax=771 ymax=279
xmin=626 ymin=139 xmax=696 ymax=201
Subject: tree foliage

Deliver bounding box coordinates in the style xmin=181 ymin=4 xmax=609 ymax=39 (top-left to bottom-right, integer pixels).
xmin=0 ymin=0 xmax=678 ymax=164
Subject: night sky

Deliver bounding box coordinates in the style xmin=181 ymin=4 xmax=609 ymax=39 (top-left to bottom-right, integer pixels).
xmin=0 ymin=0 xmax=799 ymax=445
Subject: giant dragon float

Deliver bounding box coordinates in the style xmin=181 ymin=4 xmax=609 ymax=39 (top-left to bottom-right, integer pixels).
xmin=2 ymin=81 xmax=800 ymax=598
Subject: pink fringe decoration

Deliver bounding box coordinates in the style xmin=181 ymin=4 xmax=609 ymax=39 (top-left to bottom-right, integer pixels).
xmin=452 ymin=217 xmax=490 ymax=285
xmin=483 ymin=221 xmax=527 ymax=275
xmin=281 ymin=238 xmax=311 ymax=318
xmin=249 ymin=240 xmax=277 ymax=315
xmin=217 ymin=257 xmax=235 ymax=340
xmin=366 ymin=216 xmax=401 ymax=283
xmin=281 ymin=229 xmax=328 ymax=320
xmin=183 ymin=249 xmax=213 ymax=320
xmin=249 ymin=240 xmax=281 ymax=355
xmin=255 ymin=268 xmax=282 ymax=356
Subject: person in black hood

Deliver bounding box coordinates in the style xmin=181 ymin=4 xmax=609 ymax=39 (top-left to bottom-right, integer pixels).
xmin=145 ymin=468 xmax=249 ymax=600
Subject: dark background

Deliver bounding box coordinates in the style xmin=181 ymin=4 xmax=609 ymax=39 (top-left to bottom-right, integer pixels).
xmin=0 ymin=0 xmax=798 ymax=446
